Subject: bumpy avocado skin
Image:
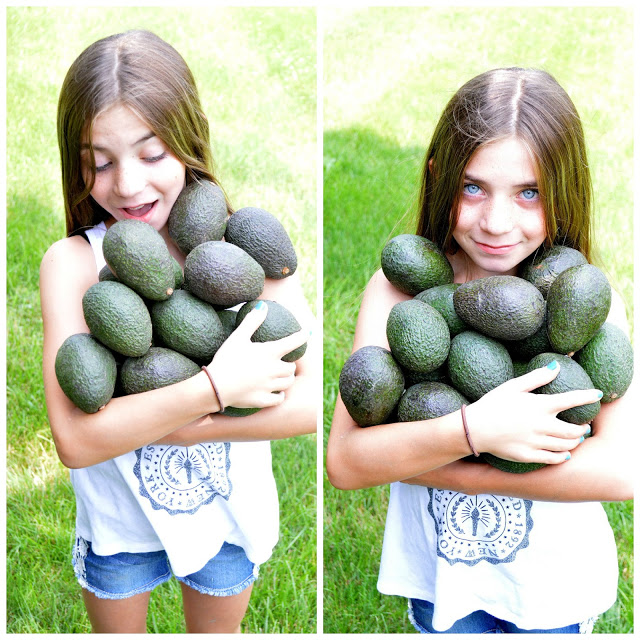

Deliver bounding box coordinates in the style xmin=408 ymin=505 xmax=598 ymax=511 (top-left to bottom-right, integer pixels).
xmin=82 ymin=281 xmax=152 ymax=357
xmin=184 ymin=241 xmax=265 ymax=308
xmin=235 ymin=299 xmax=306 ymax=362
xmin=519 ymin=245 xmax=588 ymax=297
xmin=386 ymin=299 xmax=450 ymax=373
xmin=55 ymin=333 xmax=117 ymax=413
xmin=339 ymin=345 xmax=405 ymax=427
xmin=168 ymin=180 xmax=228 ymax=255
xmin=415 ymin=283 xmax=468 ymax=337
xmin=546 ymin=264 xmax=611 ymax=355
xmin=381 ymin=234 xmax=454 ymax=295
xmin=120 ymin=347 xmax=201 ymax=395
xmin=453 ymin=275 xmax=545 ymax=341
xmin=574 ymin=323 xmax=634 ymax=403
xmin=151 ymin=289 xmax=227 ymax=364
xmin=102 ymin=219 xmax=175 ymax=301
xmin=397 ymin=381 xmax=467 ymax=422
xmin=225 ymin=207 xmax=297 ymax=279
xmin=447 ymin=331 xmax=514 ymax=402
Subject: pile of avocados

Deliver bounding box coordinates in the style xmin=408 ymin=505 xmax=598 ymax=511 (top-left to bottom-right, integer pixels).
xmin=339 ymin=234 xmax=634 ymax=473
xmin=55 ymin=181 xmax=304 ymax=416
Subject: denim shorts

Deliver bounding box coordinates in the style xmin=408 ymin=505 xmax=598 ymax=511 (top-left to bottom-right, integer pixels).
xmin=408 ymin=599 xmax=587 ymax=634
xmin=72 ymin=537 xmax=258 ymax=600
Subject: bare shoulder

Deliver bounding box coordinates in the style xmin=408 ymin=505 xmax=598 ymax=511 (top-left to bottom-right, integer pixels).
xmin=40 ymin=235 xmax=96 ymax=283
xmin=353 ymin=268 xmax=412 ymax=351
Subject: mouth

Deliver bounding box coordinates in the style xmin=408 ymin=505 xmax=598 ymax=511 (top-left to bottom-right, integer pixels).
xmin=119 ymin=201 xmax=157 ymax=221
xmin=475 ymin=241 xmax=518 ymax=255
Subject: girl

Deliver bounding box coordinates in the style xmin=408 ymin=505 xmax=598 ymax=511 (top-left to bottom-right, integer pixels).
xmin=326 ymin=68 xmax=633 ymax=633
xmin=40 ymin=30 xmax=316 ymax=633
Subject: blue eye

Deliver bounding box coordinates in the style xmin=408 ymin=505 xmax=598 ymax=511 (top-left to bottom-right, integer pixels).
xmin=521 ymin=188 xmax=538 ymax=200
xmin=463 ymin=183 xmax=481 ymax=195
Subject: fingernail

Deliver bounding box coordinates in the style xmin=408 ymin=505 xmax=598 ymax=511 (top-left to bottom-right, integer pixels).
xmin=255 ymin=301 xmax=266 ymax=310
xmin=596 ymin=390 xmax=603 ymax=399
xmin=546 ymin=360 xmax=558 ymax=370
xmin=579 ymin=436 xmax=584 ymax=443
xmin=585 ymin=425 xmax=592 ymax=436
xmin=565 ymin=453 xmax=571 ymax=461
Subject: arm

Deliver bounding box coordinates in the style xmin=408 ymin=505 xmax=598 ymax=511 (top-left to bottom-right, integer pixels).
xmin=155 ymin=273 xmax=318 ymax=445
xmin=403 ymin=287 xmax=635 ymax=502
xmin=40 ymin=239 xmax=313 ymax=469
xmin=326 ymin=269 xmax=599 ymax=491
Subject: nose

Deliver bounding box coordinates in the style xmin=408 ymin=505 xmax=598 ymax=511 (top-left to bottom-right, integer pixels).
xmin=113 ymin=161 xmax=145 ymax=199
xmin=480 ymin=196 xmax=514 ymax=235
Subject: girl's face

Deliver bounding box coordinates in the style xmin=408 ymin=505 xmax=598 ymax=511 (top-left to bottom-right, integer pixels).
xmin=81 ymin=103 xmax=186 ymax=233
xmin=451 ymin=136 xmax=547 ymax=280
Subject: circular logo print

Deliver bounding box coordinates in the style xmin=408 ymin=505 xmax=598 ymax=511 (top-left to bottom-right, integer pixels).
xmin=134 ymin=443 xmax=232 ymax=515
xmin=428 ymin=490 xmax=533 ymax=565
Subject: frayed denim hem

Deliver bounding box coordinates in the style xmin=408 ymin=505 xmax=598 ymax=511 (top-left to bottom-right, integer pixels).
xmin=176 ymin=563 xmax=259 ymax=597
xmin=72 ymin=536 xmax=171 ymax=600
xmin=408 ymin=599 xmax=428 ymax=633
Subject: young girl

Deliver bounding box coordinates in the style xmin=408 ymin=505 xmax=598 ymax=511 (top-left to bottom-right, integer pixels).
xmin=40 ymin=30 xmax=316 ymax=633
xmin=326 ymin=68 xmax=633 ymax=633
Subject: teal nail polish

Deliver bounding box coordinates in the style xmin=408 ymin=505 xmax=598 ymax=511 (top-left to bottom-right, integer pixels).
xmin=565 ymin=453 xmax=571 ymax=461
xmin=579 ymin=436 xmax=584 ymax=443
xmin=255 ymin=301 xmax=265 ymax=310
xmin=547 ymin=360 xmax=558 ymax=370
xmin=596 ymin=390 xmax=603 ymax=399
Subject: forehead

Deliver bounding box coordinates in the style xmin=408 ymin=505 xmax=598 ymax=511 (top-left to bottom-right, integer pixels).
xmin=82 ymin=104 xmax=154 ymax=148
xmin=466 ymin=137 xmax=538 ymax=183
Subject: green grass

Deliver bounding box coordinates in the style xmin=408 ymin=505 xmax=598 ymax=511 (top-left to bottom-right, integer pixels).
xmin=323 ymin=7 xmax=633 ymax=634
xmin=7 ymin=6 xmax=316 ymax=634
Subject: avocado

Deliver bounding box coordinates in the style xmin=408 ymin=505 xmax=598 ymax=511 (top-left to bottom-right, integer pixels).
xmin=447 ymin=331 xmax=514 ymax=401
xmin=339 ymin=345 xmax=404 ymax=427
xmin=546 ymin=264 xmax=611 ymax=355
xmin=151 ymin=289 xmax=227 ymax=364
xmin=381 ymin=234 xmax=454 ymax=295
xmin=453 ymin=276 xmax=545 ymax=341
xmin=403 ymin=364 xmax=449 ymax=387
xmin=217 ymin=309 xmax=238 ymax=340
xmin=414 ymin=283 xmax=468 ymax=336
xmin=171 ymin=256 xmax=184 ymax=290
xmin=102 ymin=219 xmax=175 ymax=301
xmin=512 ymin=359 xmax=530 ymax=378
xmin=184 ymin=241 xmax=265 ymax=308
xmin=120 ymin=347 xmax=201 ymax=395
xmin=82 ymin=281 xmax=152 ymax=357
xmin=168 ymin=180 xmax=228 ymax=255
xmin=221 ymin=406 xmax=262 ymax=417
xmin=55 ymin=332 xmax=117 ymax=413
xmin=386 ymin=299 xmax=450 ymax=373
xmin=519 ymin=245 xmax=588 ymax=298
xmin=574 ymin=323 xmax=634 ymax=403
xmin=397 ymin=381 xmax=467 ymax=422
xmin=526 ymin=353 xmax=601 ymax=424
xmin=235 ymin=299 xmax=306 ymax=362
xmin=225 ymin=207 xmax=297 ymax=279
xmin=98 ymin=264 xmax=119 ymax=283
xmin=504 ymin=310 xmax=552 ymax=361
xmin=481 ymin=453 xmax=547 ymax=474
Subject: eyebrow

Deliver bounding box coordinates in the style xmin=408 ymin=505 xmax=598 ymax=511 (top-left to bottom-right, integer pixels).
xmin=80 ymin=131 xmax=157 ymax=151
xmin=463 ymin=173 xmax=538 ymax=189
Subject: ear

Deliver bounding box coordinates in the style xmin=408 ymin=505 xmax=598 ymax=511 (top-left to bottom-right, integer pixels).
xmin=428 ymin=157 xmax=437 ymax=178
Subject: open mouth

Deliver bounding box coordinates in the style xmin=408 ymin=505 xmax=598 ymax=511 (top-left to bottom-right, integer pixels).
xmin=120 ymin=201 xmax=157 ymax=220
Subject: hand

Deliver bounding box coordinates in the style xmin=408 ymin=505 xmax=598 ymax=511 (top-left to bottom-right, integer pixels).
xmin=206 ymin=301 xmax=308 ymax=409
xmin=465 ymin=361 xmax=599 ymax=465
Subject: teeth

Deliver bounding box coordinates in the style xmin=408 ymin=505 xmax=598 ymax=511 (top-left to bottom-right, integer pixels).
xmin=129 ymin=204 xmax=145 ymax=211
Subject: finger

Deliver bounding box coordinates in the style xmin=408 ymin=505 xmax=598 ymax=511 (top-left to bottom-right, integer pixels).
xmin=271 ymin=373 xmax=296 ymax=392
xmin=262 ymin=390 xmax=286 ymax=407
xmin=540 ymin=450 xmax=574 ymax=465
xmin=543 ymin=388 xmax=603 ymax=414
xmin=232 ymin=301 xmax=268 ymax=339
xmin=504 ymin=359 xmax=561 ymax=392
xmin=269 ymin=328 xmax=309 ymax=358
xmin=538 ymin=433 xmax=585 ymax=453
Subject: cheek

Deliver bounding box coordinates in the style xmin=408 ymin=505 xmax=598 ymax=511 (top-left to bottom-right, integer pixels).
xmin=521 ymin=209 xmax=547 ymax=241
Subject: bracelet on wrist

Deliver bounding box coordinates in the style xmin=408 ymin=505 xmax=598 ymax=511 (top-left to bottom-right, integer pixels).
xmin=201 ymin=366 xmax=225 ymax=413
xmin=460 ymin=404 xmax=480 ymax=457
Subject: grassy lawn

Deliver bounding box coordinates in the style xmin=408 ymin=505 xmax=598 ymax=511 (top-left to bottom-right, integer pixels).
xmin=323 ymin=7 xmax=633 ymax=634
xmin=7 ymin=6 xmax=316 ymax=634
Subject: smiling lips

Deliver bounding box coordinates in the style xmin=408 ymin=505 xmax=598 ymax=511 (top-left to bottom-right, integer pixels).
xmin=122 ymin=201 xmax=156 ymax=218
xmin=475 ymin=241 xmax=518 ymax=255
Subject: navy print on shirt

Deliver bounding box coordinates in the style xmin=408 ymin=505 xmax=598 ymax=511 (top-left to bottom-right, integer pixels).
xmin=427 ymin=489 xmax=533 ymax=565
xmin=134 ymin=443 xmax=232 ymax=515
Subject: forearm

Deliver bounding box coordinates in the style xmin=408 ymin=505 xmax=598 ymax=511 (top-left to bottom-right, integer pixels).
xmin=405 ymin=434 xmax=633 ymax=502
xmin=155 ymin=372 xmax=317 ymax=445
xmin=326 ymin=396 xmax=472 ymax=490
xmin=49 ymin=371 xmax=218 ymax=468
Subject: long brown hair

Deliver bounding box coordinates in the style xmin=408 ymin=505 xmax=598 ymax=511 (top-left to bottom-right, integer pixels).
xmin=416 ymin=67 xmax=593 ymax=262
xmin=57 ymin=29 xmax=231 ymax=235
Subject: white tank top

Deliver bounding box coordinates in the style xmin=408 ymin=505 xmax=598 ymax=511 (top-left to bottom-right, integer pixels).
xmin=70 ymin=222 xmax=279 ymax=576
xmin=377 ymin=481 xmax=618 ymax=631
